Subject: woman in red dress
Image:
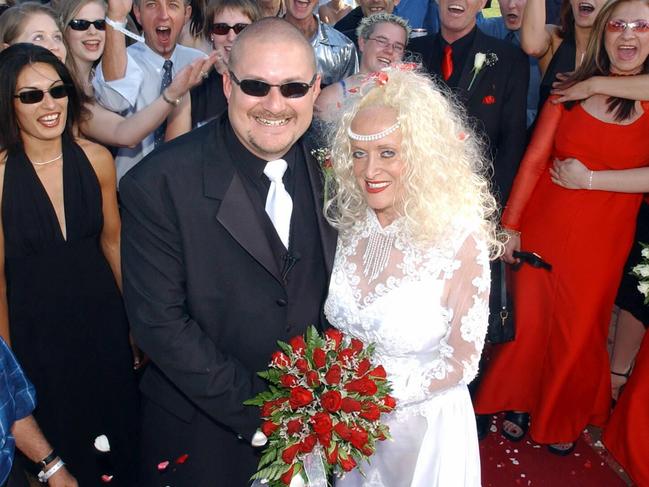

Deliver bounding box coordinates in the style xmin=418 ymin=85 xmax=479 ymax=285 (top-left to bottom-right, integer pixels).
xmin=474 ymin=0 xmax=649 ymax=454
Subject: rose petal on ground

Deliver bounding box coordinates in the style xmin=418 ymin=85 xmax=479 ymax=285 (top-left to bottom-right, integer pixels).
xmin=94 ymin=435 xmax=111 ymax=452
xmin=176 ymin=454 xmax=189 ymax=464
xmin=157 ymin=461 xmax=169 ymax=471
xmin=100 ymin=474 xmax=113 ymax=483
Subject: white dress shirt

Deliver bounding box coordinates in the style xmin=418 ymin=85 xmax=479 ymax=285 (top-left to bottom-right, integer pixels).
xmin=93 ymin=42 xmax=204 ymax=183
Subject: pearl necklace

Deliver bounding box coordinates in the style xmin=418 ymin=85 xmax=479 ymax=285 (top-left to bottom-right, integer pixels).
xmin=31 ymin=153 xmax=63 ymax=166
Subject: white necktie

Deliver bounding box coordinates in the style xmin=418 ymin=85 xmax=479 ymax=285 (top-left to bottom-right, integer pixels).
xmin=264 ymin=159 xmax=293 ymax=249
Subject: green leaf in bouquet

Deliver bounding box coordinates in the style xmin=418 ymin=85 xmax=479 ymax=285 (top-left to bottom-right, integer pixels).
xmin=258 ymin=445 xmax=278 ymax=468
xmin=258 ymin=369 xmax=283 ymax=385
xmin=277 ymin=340 xmax=294 ymax=357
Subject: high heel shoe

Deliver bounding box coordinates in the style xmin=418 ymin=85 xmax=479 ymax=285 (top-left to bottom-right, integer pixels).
xmin=501 ymin=411 xmax=529 ymax=442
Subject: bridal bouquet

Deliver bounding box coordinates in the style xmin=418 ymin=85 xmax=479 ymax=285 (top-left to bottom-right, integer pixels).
xmin=631 ymin=243 xmax=649 ymax=304
xmin=245 ymin=326 xmax=395 ymax=486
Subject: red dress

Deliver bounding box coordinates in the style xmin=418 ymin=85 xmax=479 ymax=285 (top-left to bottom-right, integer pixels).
xmin=603 ymin=331 xmax=649 ymax=486
xmin=474 ymin=98 xmax=649 ymax=444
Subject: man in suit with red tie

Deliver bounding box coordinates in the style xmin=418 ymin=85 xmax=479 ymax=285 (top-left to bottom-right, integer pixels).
xmin=410 ymin=0 xmax=529 ymax=205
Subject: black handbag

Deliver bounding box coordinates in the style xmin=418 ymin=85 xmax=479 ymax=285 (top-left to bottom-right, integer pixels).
xmin=487 ymin=261 xmax=515 ymax=344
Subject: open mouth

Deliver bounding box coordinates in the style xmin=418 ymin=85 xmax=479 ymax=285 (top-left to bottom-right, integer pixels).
xmin=156 ymin=26 xmax=171 ymax=43
xmin=293 ymin=0 xmax=312 ymax=10
xmin=617 ymin=45 xmax=637 ymax=61
xmin=448 ymin=4 xmax=466 ymax=14
xmin=577 ymin=2 xmax=595 ymax=14
xmin=369 ymin=6 xmax=385 ymax=13
xmin=377 ymin=56 xmax=392 ymax=66
xmin=366 ymin=180 xmax=391 ymax=193
xmin=506 ymin=13 xmax=519 ymax=21
xmin=82 ymin=40 xmax=101 ymax=51
xmin=38 ymin=113 xmax=61 ymax=128
xmin=255 ymin=117 xmax=290 ymax=127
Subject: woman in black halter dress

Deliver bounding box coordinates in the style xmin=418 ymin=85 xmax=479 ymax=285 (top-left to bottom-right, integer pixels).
xmin=0 ymin=45 xmax=137 ymax=486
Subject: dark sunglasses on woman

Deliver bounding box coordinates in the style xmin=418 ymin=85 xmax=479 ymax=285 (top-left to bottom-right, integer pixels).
xmin=69 ymin=19 xmax=106 ymax=31
xmin=14 ymin=84 xmax=71 ymax=104
xmin=229 ymin=71 xmax=317 ymax=98
xmin=211 ymin=22 xmax=248 ymax=35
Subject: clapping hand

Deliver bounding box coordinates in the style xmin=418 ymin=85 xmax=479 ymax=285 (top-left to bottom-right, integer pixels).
xmin=165 ymin=51 xmax=219 ymax=101
xmin=550 ymin=157 xmax=590 ymax=189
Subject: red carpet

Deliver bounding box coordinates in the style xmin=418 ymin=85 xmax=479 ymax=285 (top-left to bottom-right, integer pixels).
xmin=480 ymin=414 xmax=627 ymax=486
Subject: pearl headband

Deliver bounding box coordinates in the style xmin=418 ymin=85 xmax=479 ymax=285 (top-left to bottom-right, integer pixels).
xmin=347 ymin=121 xmax=401 ymax=142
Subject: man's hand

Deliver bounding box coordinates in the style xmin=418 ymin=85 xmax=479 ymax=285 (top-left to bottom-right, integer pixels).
xmin=107 ymin=0 xmax=132 ymax=21
xmin=550 ymin=157 xmax=590 ymax=189
xmin=165 ymin=52 xmax=219 ymax=101
xmin=47 ymin=466 xmax=78 ymax=487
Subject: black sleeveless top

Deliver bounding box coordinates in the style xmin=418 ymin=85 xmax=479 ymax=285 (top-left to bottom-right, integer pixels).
xmin=538 ymin=33 xmax=576 ymax=111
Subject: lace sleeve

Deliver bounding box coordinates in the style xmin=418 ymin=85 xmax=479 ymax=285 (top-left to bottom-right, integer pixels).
xmin=399 ymin=233 xmax=491 ymax=403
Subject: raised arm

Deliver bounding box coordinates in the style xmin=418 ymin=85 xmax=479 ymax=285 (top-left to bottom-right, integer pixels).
xmin=103 ymin=0 xmax=133 ymax=81
xmin=520 ymin=0 xmax=557 ymax=73
xmin=82 ymin=54 xmax=216 ymax=147
xmin=551 ymin=74 xmax=649 ymax=104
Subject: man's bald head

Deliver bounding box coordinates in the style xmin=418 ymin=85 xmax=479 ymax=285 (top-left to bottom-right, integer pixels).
xmin=229 ymin=17 xmax=317 ymax=73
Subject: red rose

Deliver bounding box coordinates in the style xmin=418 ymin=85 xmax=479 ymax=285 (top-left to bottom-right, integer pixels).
xmin=313 ymin=347 xmax=327 ymax=369
xmin=350 ymin=427 xmax=369 ymax=450
xmin=321 ymin=390 xmax=342 ymax=413
xmin=360 ymin=402 xmax=381 ymax=421
xmin=319 ymin=431 xmax=331 ymax=447
xmin=300 ymin=434 xmax=317 ymax=453
xmin=272 ymin=351 xmax=290 ymax=368
xmin=289 ymin=387 xmax=314 ymax=409
xmin=326 ymin=444 xmax=338 ymax=464
xmin=482 ymin=95 xmax=496 ymax=105
xmin=345 ymin=377 xmax=378 ymax=396
xmin=261 ymin=399 xmax=280 ymax=418
xmin=381 ymin=395 xmax=397 ymax=410
xmin=286 ymin=419 xmax=302 ymax=435
xmin=280 ymin=374 xmax=298 ymax=388
xmin=261 ymin=420 xmax=279 ymax=436
xmin=341 ymin=397 xmax=361 ymax=413
xmin=337 ymin=348 xmax=355 ymax=364
xmin=280 ymin=465 xmax=294 ymax=485
xmin=350 ymin=338 xmax=364 ymax=354
xmin=295 ymin=358 xmax=309 ymax=373
xmin=368 ymin=366 xmax=387 ymax=379
xmin=324 ymin=365 xmax=342 ymax=385
xmin=324 ymin=328 xmax=343 ymax=349
xmin=306 ymin=370 xmax=320 ymax=387
xmin=356 ymin=358 xmax=371 ymax=377
xmin=333 ymin=421 xmax=352 ymax=441
xmin=289 ymin=336 xmax=307 ymax=355
xmin=361 ymin=445 xmax=374 ymax=456
xmin=311 ymin=412 xmax=333 ymax=437
xmin=281 ymin=443 xmax=301 ymax=464
xmin=339 ymin=455 xmax=357 ymax=472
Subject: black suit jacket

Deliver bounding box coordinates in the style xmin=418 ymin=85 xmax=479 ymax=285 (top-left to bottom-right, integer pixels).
xmin=120 ymin=116 xmax=336 ymax=482
xmin=410 ymin=29 xmax=529 ymax=203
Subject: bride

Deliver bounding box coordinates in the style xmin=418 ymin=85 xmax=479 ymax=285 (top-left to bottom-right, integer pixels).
xmin=323 ymin=68 xmax=502 ymax=486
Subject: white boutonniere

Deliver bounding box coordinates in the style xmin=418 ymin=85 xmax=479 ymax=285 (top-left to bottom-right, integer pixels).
xmin=468 ymin=52 xmax=498 ymax=90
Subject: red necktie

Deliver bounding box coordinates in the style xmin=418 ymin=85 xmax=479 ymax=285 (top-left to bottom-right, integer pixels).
xmin=442 ymin=45 xmax=453 ymax=81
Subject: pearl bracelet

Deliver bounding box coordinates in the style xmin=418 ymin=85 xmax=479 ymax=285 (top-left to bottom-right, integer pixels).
xmin=587 ymin=170 xmax=594 ymax=190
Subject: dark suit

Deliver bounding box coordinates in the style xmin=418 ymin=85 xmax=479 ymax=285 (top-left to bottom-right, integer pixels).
xmin=120 ymin=116 xmax=336 ymax=486
xmin=410 ymin=28 xmax=529 ymax=203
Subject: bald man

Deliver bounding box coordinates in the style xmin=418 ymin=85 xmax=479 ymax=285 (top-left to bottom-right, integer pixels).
xmin=120 ymin=18 xmax=336 ymax=486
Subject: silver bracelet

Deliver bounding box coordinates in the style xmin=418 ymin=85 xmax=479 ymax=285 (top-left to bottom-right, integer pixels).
xmin=587 ymin=170 xmax=594 ymax=190
xmin=37 ymin=458 xmax=65 ymax=483
xmin=104 ymin=16 xmax=145 ymax=43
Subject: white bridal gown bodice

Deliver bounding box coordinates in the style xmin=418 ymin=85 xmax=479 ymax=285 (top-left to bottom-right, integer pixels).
xmin=324 ymin=209 xmax=490 ymax=487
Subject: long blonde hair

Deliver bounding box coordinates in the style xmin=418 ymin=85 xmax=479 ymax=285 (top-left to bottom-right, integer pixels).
xmin=326 ymin=68 xmax=503 ymax=257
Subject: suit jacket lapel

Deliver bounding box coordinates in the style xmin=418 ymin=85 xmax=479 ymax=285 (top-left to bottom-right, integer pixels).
xmin=457 ymin=31 xmax=488 ymax=100
xmin=302 ymin=141 xmax=337 ymax=275
xmin=203 ymin=121 xmax=283 ymax=283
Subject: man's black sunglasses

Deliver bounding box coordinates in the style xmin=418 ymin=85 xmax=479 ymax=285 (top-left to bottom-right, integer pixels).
xmin=513 ymin=251 xmax=552 ymax=271
xmin=229 ymin=71 xmax=317 ymax=99
xmin=68 ymin=19 xmax=106 ymax=31
xmin=14 ymin=84 xmax=71 ymax=104
xmin=211 ymin=22 xmax=248 ymax=35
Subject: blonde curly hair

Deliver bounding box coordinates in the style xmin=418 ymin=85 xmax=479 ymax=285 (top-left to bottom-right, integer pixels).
xmin=325 ymin=67 xmax=504 ymax=257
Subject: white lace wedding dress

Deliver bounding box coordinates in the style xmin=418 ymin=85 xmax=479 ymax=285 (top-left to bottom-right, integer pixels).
xmin=324 ymin=209 xmax=490 ymax=487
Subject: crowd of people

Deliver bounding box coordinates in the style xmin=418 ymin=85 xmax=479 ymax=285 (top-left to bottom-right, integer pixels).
xmin=0 ymin=0 xmax=647 ymax=485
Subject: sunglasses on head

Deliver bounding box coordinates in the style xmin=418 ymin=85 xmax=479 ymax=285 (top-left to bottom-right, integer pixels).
xmin=14 ymin=84 xmax=71 ymax=104
xmin=69 ymin=18 xmax=106 ymax=31
xmin=606 ymin=19 xmax=649 ymax=33
xmin=228 ymin=71 xmax=317 ymax=98
xmin=211 ymin=22 xmax=248 ymax=35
